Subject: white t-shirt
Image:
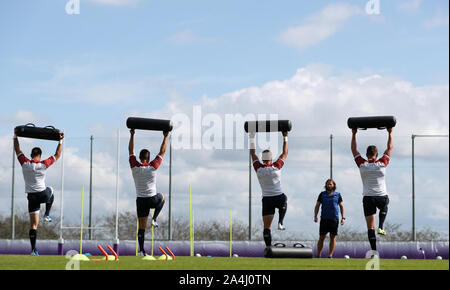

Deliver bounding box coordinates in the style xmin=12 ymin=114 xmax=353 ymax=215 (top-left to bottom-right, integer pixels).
xmin=18 ymin=153 xmax=55 ymax=193
xmin=253 ymin=158 xmax=285 ymax=197
xmin=129 ymin=154 xmax=163 ymax=198
xmin=355 ymin=154 xmax=390 ymax=196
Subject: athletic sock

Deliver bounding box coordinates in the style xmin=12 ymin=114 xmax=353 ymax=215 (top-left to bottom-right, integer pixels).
xmin=138 ymin=229 xmax=145 ymax=252
xmin=278 ymin=204 xmax=287 ymax=225
xmin=379 ymin=211 xmax=387 ymax=230
xmin=29 ymin=229 xmax=37 ymax=251
xmin=45 ymin=194 xmax=54 ymax=217
xmin=263 ymin=228 xmax=272 ymax=247
xmin=152 ymin=198 xmax=165 ymax=221
xmin=368 ymin=229 xmax=377 ymax=251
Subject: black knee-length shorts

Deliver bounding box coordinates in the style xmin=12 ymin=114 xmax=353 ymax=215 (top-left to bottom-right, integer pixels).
xmin=319 ymin=219 xmax=339 ymax=236
xmin=262 ymin=193 xmax=287 ymax=216
xmin=136 ymin=193 xmax=164 ymax=218
xmin=27 ymin=187 xmax=53 ymax=213
xmin=363 ymin=195 xmax=389 ymax=217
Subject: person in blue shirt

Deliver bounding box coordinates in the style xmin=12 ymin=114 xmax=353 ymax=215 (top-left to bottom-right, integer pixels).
xmin=314 ymin=179 xmax=345 ymax=258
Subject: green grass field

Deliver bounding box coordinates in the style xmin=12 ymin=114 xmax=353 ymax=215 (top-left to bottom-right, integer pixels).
xmin=0 ymin=255 xmax=448 ymax=270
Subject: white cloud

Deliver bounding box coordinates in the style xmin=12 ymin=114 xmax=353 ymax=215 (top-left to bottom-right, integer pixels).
xmin=428 ymin=203 xmax=449 ymax=221
xmin=128 ymin=65 xmax=447 ymax=233
xmin=279 ymin=3 xmax=362 ymax=50
xmin=155 ymin=65 xmax=449 ymax=138
xmin=0 ymin=110 xmax=49 ymax=125
xmin=1 ymin=66 xmax=448 ymax=234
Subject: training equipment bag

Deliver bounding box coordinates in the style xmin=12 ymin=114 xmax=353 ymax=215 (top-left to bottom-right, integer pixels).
xmin=126 ymin=117 xmax=173 ymax=132
xmin=347 ymin=116 xmax=396 ymax=130
xmin=244 ymin=120 xmax=292 ymax=133
xmin=15 ymin=124 xmax=62 ymax=141
xmin=264 ymin=243 xmax=313 ymax=259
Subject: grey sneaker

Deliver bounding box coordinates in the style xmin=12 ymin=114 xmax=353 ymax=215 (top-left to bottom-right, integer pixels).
xmin=138 ymin=251 xmax=147 ymax=257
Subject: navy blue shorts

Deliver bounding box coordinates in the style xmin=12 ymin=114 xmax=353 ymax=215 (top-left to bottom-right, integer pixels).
xmin=363 ymin=195 xmax=389 ymax=217
xmin=136 ymin=193 xmax=164 ymax=218
xmin=262 ymin=193 xmax=287 ymax=216
xmin=27 ymin=187 xmax=53 ymax=213
xmin=320 ymin=219 xmax=339 ymax=236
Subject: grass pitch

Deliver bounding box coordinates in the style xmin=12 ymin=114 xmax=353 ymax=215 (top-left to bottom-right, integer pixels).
xmin=0 ymin=255 xmax=448 ymax=270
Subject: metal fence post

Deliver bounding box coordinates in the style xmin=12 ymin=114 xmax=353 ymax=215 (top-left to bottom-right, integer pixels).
xmin=330 ymin=134 xmax=333 ymax=179
xmin=411 ymin=134 xmax=448 ymax=241
xmin=11 ymin=143 xmax=15 ymax=240
xmin=168 ymin=136 xmax=172 ymax=240
xmin=249 ymin=150 xmax=252 ymax=241
xmin=89 ymin=135 xmax=93 ymax=240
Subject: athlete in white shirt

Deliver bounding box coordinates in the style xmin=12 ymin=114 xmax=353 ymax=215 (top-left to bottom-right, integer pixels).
xmin=249 ymin=131 xmax=288 ymax=247
xmin=13 ymin=130 xmax=64 ymax=256
xmin=351 ymin=127 xmax=393 ymax=253
xmin=129 ymin=129 xmax=169 ymax=256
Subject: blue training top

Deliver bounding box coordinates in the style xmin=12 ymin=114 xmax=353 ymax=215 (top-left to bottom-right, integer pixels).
xmin=317 ymin=191 xmax=343 ymax=220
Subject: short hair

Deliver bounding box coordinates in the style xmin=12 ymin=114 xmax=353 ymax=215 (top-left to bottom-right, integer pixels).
xmin=366 ymin=145 xmax=378 ymax=158
xmin=139 ymin=149 xmax=150 ymax=162
xmin=324 ymin=179 xmax=337 ymax=191
xmin=31 ymin=147 xmax=42 ymax=158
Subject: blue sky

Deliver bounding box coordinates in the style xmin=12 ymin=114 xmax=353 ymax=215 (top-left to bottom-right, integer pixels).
xmin=1 ymin=0 xmax=448 ymax=135
xmin=0 ymin=0 xmax=448 ymax=237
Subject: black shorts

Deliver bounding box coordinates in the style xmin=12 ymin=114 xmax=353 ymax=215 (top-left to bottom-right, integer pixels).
xmin=320 ymin=219 xmax=339 ymax=236
xmin=27 ymin=187 xmax=53 ymax=213
xmin=363 ymin=195 xmax=389 ymax=217
xmin=262 ymin=193 xmax=287 ymax=216
xmin=136 ymin=193 xmax=164 ymax=218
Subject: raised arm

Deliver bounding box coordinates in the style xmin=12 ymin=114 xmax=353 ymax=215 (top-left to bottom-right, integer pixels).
xmin=384 ymin=128 xmax=394 ymax=157
xmin=351 ymin=129 xmax=360 ymax=157
xmin=128 ymin=129 xmax=135 ymax=156
xmin=13 ymin=129 xmax=21 ymax=156
xmin=53 ymin=132 xmax=65 ymax=161
xmin=279 ymin=131 xmax=288 ymax=161
xmin=158 ymin=131 xmax=169 ymax=158
xmin=249 ymin=132 xmax=259 ymax=162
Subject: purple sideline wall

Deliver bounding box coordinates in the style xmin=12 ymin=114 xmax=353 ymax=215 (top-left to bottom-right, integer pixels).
xmin=0 ymin=240 xmax=448 ymax=259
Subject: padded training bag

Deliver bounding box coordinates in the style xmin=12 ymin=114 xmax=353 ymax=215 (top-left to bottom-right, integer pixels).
xmin=15 ymin=123 xmax=62 ymax=141
xmin=347 ymin=116 xmax=396 ymax=130
xmin=126 ymin=117 xmax=173 ymax=132
xmin=244 ymin=120 xmax=292 ymax=133
xmin=264 ymin=243 xmax=313 ymax=258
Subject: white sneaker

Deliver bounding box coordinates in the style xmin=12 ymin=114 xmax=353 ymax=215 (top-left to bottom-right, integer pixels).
xmin=151 ymin=219 xmax=159 ymax=228
xmin=278 ymin=223 xmax=286 ymax=230
xmin=138 ymin=251 xmax=147 ymax=256
xmin=44 ymin=216 xmax=53 ymax=222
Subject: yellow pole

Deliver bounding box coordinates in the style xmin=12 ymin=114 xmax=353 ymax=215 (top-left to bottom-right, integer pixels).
xmin=151 ymin=209 xmax=154 ymax=256
xmin=192 ymin=209 xmax=195 ymax=256
xmin=135 ymin=218 xmax=138 ymax=256
xmin=80 ymin=185 xmax=84 ymax=254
